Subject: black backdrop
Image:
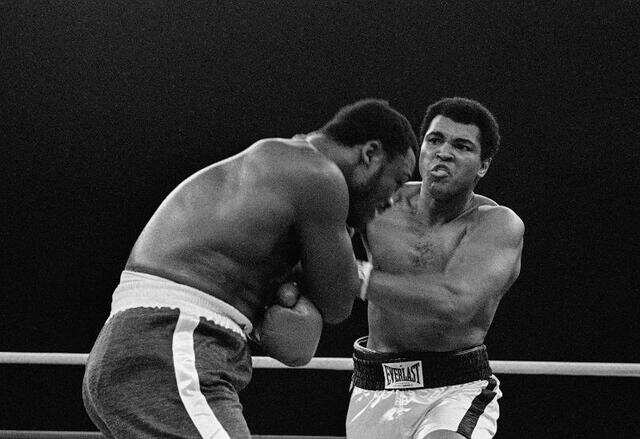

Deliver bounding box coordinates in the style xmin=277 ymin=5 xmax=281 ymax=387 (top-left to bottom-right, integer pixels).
xmin=2 ymin=1 xmax=639 ymax=437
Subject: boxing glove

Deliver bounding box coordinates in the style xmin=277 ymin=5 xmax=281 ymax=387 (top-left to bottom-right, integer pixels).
xmin=257 ymin=282 xmax=323 ymax=367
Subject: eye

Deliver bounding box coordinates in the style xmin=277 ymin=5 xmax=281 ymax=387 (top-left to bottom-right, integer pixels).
xmin=424 ymin=135 xmax=439 ymax=145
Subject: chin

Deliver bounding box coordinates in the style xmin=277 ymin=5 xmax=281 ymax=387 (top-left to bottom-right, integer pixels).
xmin=427 ymin=183 xmax=455 ymax=200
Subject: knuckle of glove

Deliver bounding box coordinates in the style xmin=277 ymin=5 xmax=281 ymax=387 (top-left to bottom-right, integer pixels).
xmin=275 ymin=282 xmax=300 ymax=308
xmin=259 ymin=295 xmax=323 ymax=367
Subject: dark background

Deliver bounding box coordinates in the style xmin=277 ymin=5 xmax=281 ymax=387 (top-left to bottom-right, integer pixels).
xmin=2 ymin=1 xmax=639 ymax=437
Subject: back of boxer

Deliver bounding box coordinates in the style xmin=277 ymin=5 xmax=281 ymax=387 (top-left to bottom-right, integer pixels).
xmin=82 ymin=98 xmax=417 ymax=439
xmin=347 ymin=98 xmax=524 ymax=439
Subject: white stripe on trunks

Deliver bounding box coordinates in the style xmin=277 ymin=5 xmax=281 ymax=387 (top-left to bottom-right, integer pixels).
xmin=172 ymin=310 xmax=231 ymax=439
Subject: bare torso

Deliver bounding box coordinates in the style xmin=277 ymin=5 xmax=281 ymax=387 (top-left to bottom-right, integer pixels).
xmin=125 ymin=138 xmax=321 ymax=323
xmin=366 ymin=191 xmax=510 ymax=352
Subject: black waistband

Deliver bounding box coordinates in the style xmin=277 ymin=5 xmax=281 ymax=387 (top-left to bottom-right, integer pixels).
xmin=352 ymin=336 xmax=492 ymax=390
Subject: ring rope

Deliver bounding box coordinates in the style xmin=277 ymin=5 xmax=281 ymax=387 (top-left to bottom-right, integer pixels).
xmin=0 ymin=352 xmax=638 ymax=377
xmin=0 ymin=431 xmax=337 ymax=439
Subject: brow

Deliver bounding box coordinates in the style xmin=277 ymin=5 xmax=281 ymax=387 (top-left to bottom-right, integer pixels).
xmin=428 ymin=130 xmax=478 ymax=149
xmin=454 ymin=138 xmax=478 ymax=148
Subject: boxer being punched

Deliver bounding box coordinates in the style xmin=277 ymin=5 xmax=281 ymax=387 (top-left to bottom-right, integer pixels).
xmin=82 ymin=99 xmax=417 ymax=439
xmin=347 ymin=98 xmax=524 ymax=439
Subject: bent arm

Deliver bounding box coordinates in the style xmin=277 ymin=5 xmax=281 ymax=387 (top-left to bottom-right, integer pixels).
xmin=294 ymin=167 xmax=361 ymax=324
xmin=367 ymin=207 xmax=524 ymax=324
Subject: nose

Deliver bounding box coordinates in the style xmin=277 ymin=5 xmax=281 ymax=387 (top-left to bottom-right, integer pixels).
xmin=435 ymin=142 xmax=454 ymax=161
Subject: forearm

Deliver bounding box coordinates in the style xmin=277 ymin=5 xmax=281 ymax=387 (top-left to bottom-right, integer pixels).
xmin=366 ymin=270 xmax=461 ymax=318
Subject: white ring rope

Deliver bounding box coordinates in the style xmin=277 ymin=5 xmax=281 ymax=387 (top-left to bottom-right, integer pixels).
xmin=0 ymin=431 xmax=338 ymax=439
xmin=0 ymin=352 xmax=638 ymax=377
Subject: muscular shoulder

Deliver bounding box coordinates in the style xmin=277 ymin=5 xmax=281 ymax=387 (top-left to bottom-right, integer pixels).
xmin=474 ymin=202 xmax=525 ymax=246
xmin=251 ymin=138 xmax=343 ymax=183
xmin=252 ymin=138 xmax=349 ymax=216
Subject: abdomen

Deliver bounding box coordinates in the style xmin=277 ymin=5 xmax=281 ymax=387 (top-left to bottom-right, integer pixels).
xmin=367 ymin=303 xmax=486 ymax=352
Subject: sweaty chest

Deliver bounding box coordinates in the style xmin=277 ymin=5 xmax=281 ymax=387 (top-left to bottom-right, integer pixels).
xmin=367 ymin=209 xmax=467 ymax=274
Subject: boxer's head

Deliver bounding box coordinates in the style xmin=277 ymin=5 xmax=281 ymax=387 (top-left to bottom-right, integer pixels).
xmin=418 ymin=97 xmax=500 ymax=199
xmin=319 ymin=99 xmax=417 ymax=227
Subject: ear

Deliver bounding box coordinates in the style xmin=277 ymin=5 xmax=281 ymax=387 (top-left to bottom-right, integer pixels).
xmin=477 ymin=158 xmax=491 ymax=178
xmin=360 ymin=140 xmax=384 ymax=167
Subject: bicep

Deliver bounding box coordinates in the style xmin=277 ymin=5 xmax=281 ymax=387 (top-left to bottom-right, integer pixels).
xmin=297 ymin=219 xmax=359 ymax=305
xmin=446 ymin=215 xmax=524 ymax=301
xmin=294 ymin=173 xmax=360 ymax=323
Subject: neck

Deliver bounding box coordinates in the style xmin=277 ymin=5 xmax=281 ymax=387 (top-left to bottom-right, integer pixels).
xmin=417 ymin=186 xmax=475 ymax=225
xmin=305 ymin=132 xmax=355 ymax=175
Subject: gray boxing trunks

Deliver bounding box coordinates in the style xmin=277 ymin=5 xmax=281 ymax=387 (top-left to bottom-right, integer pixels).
xmin=82 ymin=270 xmax=254 ymax=439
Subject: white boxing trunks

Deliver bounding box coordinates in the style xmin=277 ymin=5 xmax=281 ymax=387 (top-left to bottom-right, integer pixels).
xmin=346 ymin=337 xmax=501 ymax=439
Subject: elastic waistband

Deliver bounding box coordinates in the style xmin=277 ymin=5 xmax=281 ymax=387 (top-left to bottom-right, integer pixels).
xmin=110 ymin=270 xmax=253 ymax=339
xmin=352 ymin=336 xmax=492 ymax=390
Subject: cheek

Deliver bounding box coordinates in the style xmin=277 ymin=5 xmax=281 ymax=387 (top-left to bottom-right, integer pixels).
xmin=378 ymin=172 xmax=399 ymax=192
xmin=418 ymin=161 xmax=430 ymax=178
xmin=418 ymin=152 xmax=433 ymax=171
xmin=464 ymin=161 xmax=484 ymax=177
